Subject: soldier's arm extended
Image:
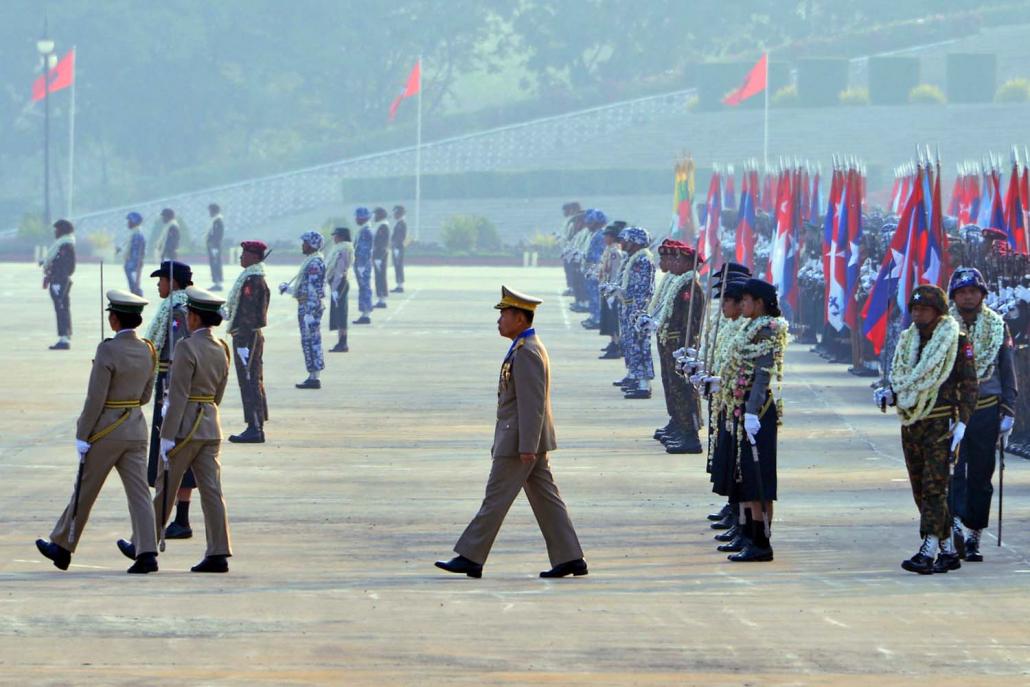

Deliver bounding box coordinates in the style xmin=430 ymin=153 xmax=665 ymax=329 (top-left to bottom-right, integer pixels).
xmin=160 ymin=344 xmax=195 ymax=441
xmin=76 ymin=344 xmax=113 ymax=441
xmin=513 ymin=348 xmax=547 ymax=455
xmin=999 ymin=323 xmax=1018 ymax=416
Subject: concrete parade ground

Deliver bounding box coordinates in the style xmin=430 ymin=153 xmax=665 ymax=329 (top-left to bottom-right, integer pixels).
xmin=1 ymin=262 xmax=1029 ymax=686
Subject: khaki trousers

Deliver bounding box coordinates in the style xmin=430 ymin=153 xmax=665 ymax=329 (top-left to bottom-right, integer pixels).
xmin=455 ymin=454 xmax=583 ymax=566
xmin=153 ymin=440 xmax=232 ymax=557
xmin=50 ymin=439 xmax=157 ymax=555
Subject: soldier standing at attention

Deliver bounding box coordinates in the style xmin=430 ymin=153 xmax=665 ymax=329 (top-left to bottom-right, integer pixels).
xmin=372 ymin=207 xmax=391 ymax=309
xmin=280 ymin=231 xmax=326 ymax=389
xmin=947 ymin=268 xmax=1017 ymax=563
xmin=326 ymin=227 xmax=354 ymax=353
xmin=155 ymin=208 xmax=181 ymax=262
xmin=390 ymin=205 xmax=407 ymax=293
xmin=143 ymin=286 xmax=234 ymax=573
xmin=436 ymin=287 xmax=587 ymax=579
xmin=615 ymin=226 xmax=656 ymax=399
xmin=225 ymin=241 xmax=271 ymax=444
xmin=119 ymin=212 xmax=146 ymax=297
xmin=206 ymin=203 xmax=225 ymax=291
xmin=145 ymin=261 xmax=195 ymax=540
xmin=41 ymin=219 xmax=76 ymax=350
xmin=36 ymin=290 xmax=159 ymax=574
xmin=875 ymin=285 xmax=978 ymax=574
xmin=353 ymin=207 xmax=374 ymax=325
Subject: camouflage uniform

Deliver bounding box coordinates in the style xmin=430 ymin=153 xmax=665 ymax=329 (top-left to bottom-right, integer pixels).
xmin=658 ymin=277 xmax=704 ymax=435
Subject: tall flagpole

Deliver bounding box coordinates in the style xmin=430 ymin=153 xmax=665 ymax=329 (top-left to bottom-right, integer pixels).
xmin=414 ymin=55 xmax=422 ymax=243
xmin=67 ymin=46 xmax=76 ymax=218
xmin=762 ymin=51 xmax=769 ymax=169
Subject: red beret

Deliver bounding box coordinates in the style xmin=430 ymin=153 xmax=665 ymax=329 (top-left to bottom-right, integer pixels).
xmin=241 ymin=240 xmax=268 ymax=257
xmin=658 ymin=238 xmax=679 ymax=255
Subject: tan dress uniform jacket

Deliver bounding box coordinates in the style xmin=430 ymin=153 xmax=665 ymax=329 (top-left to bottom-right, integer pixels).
xmin=455 ymin=331 xmax=583 ymax=566
xmin=51 ymin=331 xmax=159 ymax=554
xmin=154 ymin=328 xmax=234 ymax=557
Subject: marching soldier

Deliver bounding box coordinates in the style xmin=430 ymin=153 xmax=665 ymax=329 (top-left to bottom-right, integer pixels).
xmin=144 ymin=286 xmax=234 ymax=573
xmin=226 ymin=241 xmax=271 ymax=443
xmin=36 ymin=290 xmax=160 ymax=574
xmin=875 ymin=285 xmax=978 ymax=574
xmin=119 ymin=212 xmax=146 ymax=297
xmin=326 ymin=227 xmax=354 ymax=353
xmin=353 ymin=207 xmax=374 ymax=324
xmin=41 ymin=219 xmax=76 ymax=350
xmin=155 ymin=208 xmax=181 ymax=262
xmin=145 ymin=260 xmax=195 ymax=540
xmin=390 ymin=205 xmax=407 ymax=293
xmin=206 ymin=203 xmax=225 ymax=291
xmin=280 ymin=231 xmax=326 ymax=389
xmin=372 ymin=207 xmax=390 ymax=309
xmin=436 ymin=287 xmax=587 ymax=578
xmin=615 ymin=226 xmax=655 ymax=399
xmin=947 ymin=268 xmax=1017 ymax=562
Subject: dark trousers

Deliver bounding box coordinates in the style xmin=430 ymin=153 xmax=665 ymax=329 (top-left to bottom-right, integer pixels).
xmin=950 ymin=404 xmax=999 ymax=531
xmin=50 ymin=279 xmax=72 ymax=337
xmin=392 ymin=246 xmax=405 ymax=285
xmin=148 ymin=370 xmax=196 ymax=489
xmin=563 ymin=260 xmax=575 ymax=288
xmin=208 ymin=246 xmax=223 ymax=284
xmin=233 ymin=331 xmax=268 ymax=428
xmin=374 ymin=252 xmax=389 ymax=298
xmin=659 ymin=337 xmax=699 ymax=434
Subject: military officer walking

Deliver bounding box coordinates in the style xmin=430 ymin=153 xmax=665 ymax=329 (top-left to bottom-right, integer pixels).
xmin=36 ymin=290 xmax=159 ymax=574
xmin=226 ymin=241 xmax=271 ymax=443
xmin=280 ymin=231 xmax=326 ymax=389
xmin=141 ymin=286 xmax=234 ymax=573
xmin=436 ymin=287 xmax=587 ymax=578
xmin=206 ymin=203 xmax=225 ymax=291
xmin=41 ymin=219 xmax=76 ymax=350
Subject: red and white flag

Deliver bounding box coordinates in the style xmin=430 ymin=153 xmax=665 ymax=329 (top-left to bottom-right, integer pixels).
xmin=723 ymin=53 xmax=767 ymax=106
xmin=388 ymin=60 xmax=421 ymax=121
xmin=32 ymin=48 xmax=75 ymax=101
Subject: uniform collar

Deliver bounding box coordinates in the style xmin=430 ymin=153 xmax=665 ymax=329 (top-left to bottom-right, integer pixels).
xmin=505 ymin=328 xmax=535 ymax=359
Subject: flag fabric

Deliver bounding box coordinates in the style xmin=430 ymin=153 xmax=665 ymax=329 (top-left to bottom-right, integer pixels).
xmin=700 ymin=173 xmax=722 ymax=270
xmin=735 ymin=178 xmax=756 ymax=270
xmin=32 ymin=48 xmax=75 ymax=102
xmin=986 ymin=172 xmax=1006 ymax=236
xmin=843 ymin=168 xmax=865 ymax=330
xmin=723 ymin=53 xmax=767 ymax=106
xmin=724 ymin=172 xmax=736 ymax=209
xmin=388 ymin=60 xmax=421 ymax=121
xmin=768 ymin=171 xmax=799 ymax=315
xmin=809 ymin=171 xmax=822 ymax=224
xmin=1003 ymin=164 xmax=1027 ymax=254
xmin=824 ymin=169 xmax=846 ymax=331
xmin=924 ymin=165 xmax=950 ymax=286
xmin=672 ymin=158 xmax=696 ymax=238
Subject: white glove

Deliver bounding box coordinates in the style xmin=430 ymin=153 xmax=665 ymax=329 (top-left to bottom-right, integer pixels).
xmin=673 ymin=347 xmax=687 ymax=360
xmin=686 ymin=360 xmax=704 ymax=376
xmin=279 ymin=282 xmax=290 ymax=295
xmin=704 ymin=375 xmax=721 ymax=394
xmin=237 ymin=347 xmax=250 ymax=367
xmin=159 ymin=438 xmax=175 ymax=458
xmin=744 ymin=413 xmax=761 ymax=444
xmin=211 ymin=249 xmax=219 ymax=257
xmin=331 ymin=291 xmax=339 ymax=304
xmin=999 ymin=415 xmax=1014 ymax=440
xmin=161 ymin=398 xmax=169 ymax=419
xmin=689 ymin=373 xmax=705 ymax=386
xmin=873 ymin=387 xmax=894 ymax=408
xmin=303 ymin=313 xmax=315 ymax=327
xmin=75 ymin=439 xmax=91 ymax=454
xmin=685 ymin=347 xmax=699 ymax=359
xmin=950 ymin=421 xmax=966 ymax=453
xmin=51 ymin=283 xmax=61 ymax=296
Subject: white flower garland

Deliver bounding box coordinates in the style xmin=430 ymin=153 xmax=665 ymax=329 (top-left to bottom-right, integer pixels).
xmin=889 ymin=316 xmax=960 ymax=425
xmin=949 ymin=304 xmax=1004 ymax=382
xmin=223 ymin=262 xmax=267 ymax=330
xmin=647 ymin=272 xmax=674 ymax=314
xmin=619 ymin=248 xmax=654 ymax=294
xmin=145 ymin=289 xmax=188 ymax=353
xmin=718 ymin=315 xmax=790 ymax=417
xmin=654 ymin=271 xmax=695 ymax=333
xmin=287 ymin=252 xmax=324 ymax=299
xmin=42 ymin=234 xmax=75 ymax=270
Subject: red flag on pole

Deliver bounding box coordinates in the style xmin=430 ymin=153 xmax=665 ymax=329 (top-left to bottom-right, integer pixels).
xmin=32 ymin=48 xmax=75 ymax=102
xmin=723 ymin=53 xmax=767 ymax=106
xmin=388 ymin=60 xmax=421 ymax=121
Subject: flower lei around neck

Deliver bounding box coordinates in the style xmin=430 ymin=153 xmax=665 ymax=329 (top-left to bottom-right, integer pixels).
xmin=43 ymin=234 xmax=75 ymax=269
xmin=289 ymin=252 xmax=324 ymax=298
xmin=224 ymin=262 xmax=267 ymax=331
xmin=718 ymin=315 xmax=790 ymax=418
xmin=889 ymin=315 xmax=960 ymax=425
xmin=950 ymin=304 xmax=1004 ymax=382
xmin=619 ymin=248 xmax=653 ymax=293
xmin=653 ymin=271 xmax=695 ymax=333
xmin=145 ymin=289 xmax=188 ymax=353
xmin=711 ymin=315 xmax=744 ymax=377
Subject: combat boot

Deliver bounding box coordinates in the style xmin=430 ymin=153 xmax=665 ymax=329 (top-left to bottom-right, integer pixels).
xmin=708 ymin=503 xmax=733 ymax=521
xmin=901 ymin=536 xmax=938 ymax=575
xmin=965 ymin=530 xmax=983 ymax=562
xmin=229 ymin=425 xmax=265 ymax=443
xmin=933 ymin=553 xmax=961 ymax=573
xmin=666 ymin=432 xmax=703 ymax=454
xmin=714 ymin=525 xmax=740 ymax=542
xmin=952 ymin=519 xmax=966 ymax=560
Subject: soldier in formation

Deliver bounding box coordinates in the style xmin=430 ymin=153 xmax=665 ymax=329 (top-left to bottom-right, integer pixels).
xmin=119 ymin=211 xmax=146 ymax=297
xmin=326 ymin=226 xmax=354 ymax=353
xmin=225 ymin=240 xmax=271 ymax=443
xmin=41 ymin=219 xmax=76 ymax=350
xmin=280 ymin=231 xmax=326 ymax=389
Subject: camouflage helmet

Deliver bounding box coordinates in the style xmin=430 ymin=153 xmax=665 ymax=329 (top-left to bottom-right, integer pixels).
xmin=909 ymin=284 xmax=948 ymax=314
xmin=947 ymin=267 xmax=988 ymax=297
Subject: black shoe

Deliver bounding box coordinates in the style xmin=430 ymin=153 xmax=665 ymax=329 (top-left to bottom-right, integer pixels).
xmin=49 ymin=341 xmax=70 ymax=350
xmin=711 ymin=513 xmax=735 ymax=530
xmin=35 ymin=539 xmax=71 ymax=570
xmin=562 ymin=288 xmax=574 ymax=297
xmin=965 ymin=538 xmax=983 ymax=562
xmin=933 ymin=553 xmax=961 ymax=573
xmin=613 ymin=377 xmax=633 ymax=387
xmin=666 ymin=434 xmax=703 ymax=454
xmin=624 ymin=389 xmax=652 ymax=400
xmin=352 ymin=316 xmax=371 ymax=325
xmin=329 ymin=342 xmax=350 ymax=352
xmin=708 ymin=504 xmax=732 ymax=522
xmin=598 ymin=348 xmax=622 ymax=359
xmin=714 ymin=525 xmax=740 ymax=542
xmin=229 ymin=425 xmax=265 ymax=443
xmin=847 ymin=366 xmax=880 ymax=377
xmin=540 ymin=558 xmax=588 ymax=578
xmin=434 ymin=555 xmax=482 ymax=578
xmin=901 ymin=552 xmax=936 ymax=574
xmin=718 ymin=535 xmax=749 ymax=553
xmin=127 ymin=552 xmax=158 ymax=574
xmin=374 ymin=302 xmax=388 ymax=309
xmin=191 ymin=555 xmax=229 ymax=573
xmin=581 ymin=320 xmax=600 ymax=330
xmin=295 ymin=379 xmax=321 ymax=389
xmin=728 ymin=542 xmax=773 ymax=562
xmin=653 ymin=423 xmax=673 ymax=441
xmin=116 ymin=539 xmax=137 ymax=560
xmin=164 ymin=522 xmax=193 ymax=539
xmin=391 ymin=286 xmax=404 ymax=293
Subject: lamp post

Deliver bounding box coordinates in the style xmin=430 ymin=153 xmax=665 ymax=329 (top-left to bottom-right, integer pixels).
xmin=37 ymin=34 xmax=56 ymax=227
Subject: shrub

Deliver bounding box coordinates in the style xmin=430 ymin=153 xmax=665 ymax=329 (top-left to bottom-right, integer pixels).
xmin=17 ymin=213 xmax=49 ymax=244
xmin=87 ymin=230 xmax=115 ymax=259
xmin=771 ymin=83 xmax=799 ymax=107
xmin=686 ymin=95 xmax=700 ymax=112
xmin=838 ymin=87 xmax=869 ymax=106
xmin=440 ymin=214 xmax=501 ymax=253
xmin=996 ymin=78 xmax=1030 ymax=103
xmin=909 ymin=83 xmax=946 ymax=105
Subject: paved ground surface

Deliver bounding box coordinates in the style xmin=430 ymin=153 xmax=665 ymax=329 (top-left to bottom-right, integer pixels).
xmin=1 ymin=263 xmax=1029 ymax=686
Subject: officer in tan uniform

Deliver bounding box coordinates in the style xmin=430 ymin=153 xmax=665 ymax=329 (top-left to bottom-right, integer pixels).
xmin=36 ymin=290 xmax=160 ymax=574
xmin=121 ymin=286 xmax=234 ymax=573
xmin=436 ymin=286 xmax=587 ymax=578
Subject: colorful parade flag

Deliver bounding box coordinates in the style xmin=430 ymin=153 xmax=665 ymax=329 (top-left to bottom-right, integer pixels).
xmin=32 ymin=48 xmax=75 ymax=101
xmin=388 ymin=60 xmax=421 ymax=121
xmin=723 ymin=53 xmax=767 ymax=106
